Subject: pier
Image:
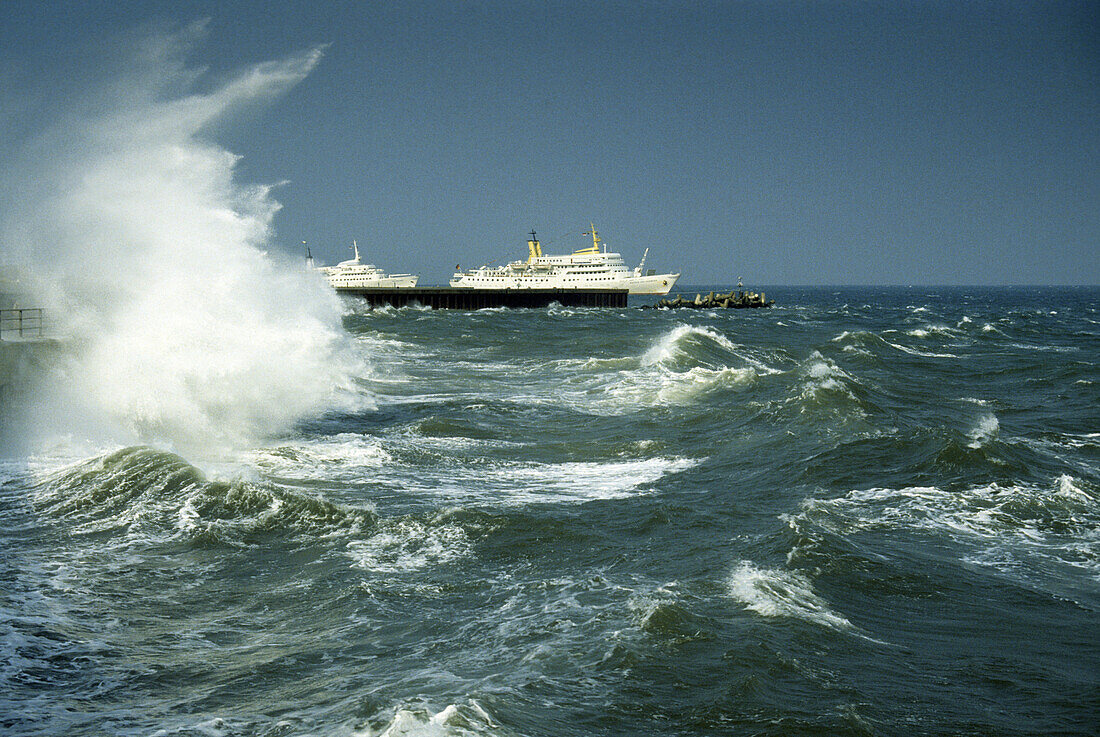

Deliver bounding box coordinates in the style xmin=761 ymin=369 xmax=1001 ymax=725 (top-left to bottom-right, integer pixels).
xmin=336 ymin=287 xmax=628 ymax=309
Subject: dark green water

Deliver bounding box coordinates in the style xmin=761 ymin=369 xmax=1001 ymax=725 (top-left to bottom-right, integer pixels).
xmin=2 ymin=286 xmax=1098 ymax=736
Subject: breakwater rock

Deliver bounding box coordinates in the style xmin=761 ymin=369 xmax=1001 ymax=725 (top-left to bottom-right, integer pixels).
xmin=646 ymin=290 xmax=774 ymax=309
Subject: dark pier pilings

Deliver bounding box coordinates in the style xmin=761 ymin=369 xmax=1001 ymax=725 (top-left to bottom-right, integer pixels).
xmin=336 ymin=287 xmax=628 ymax=309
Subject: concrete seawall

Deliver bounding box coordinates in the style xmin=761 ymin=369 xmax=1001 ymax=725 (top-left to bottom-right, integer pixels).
xmin=0 ymin=339 xmax=58 ymax=450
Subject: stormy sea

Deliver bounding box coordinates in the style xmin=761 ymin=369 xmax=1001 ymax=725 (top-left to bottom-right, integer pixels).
xmin=2 ymin=286 xmax=1098 ymax=736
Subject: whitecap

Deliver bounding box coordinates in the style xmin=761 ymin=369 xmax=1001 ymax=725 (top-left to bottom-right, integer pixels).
xmin=249 ymin=435 xmax=392 ymax=481
xmin=792 ymin=478 xmax=1100 ymax=583
xmin=790 ymin=351 xmax=863 ymax=409
xmin=727 ymin=561 xmax=855 ymax=632
xmin=360 ymin=700 xmax=503 ymax=737
xmin=907 ymin=324 xmax=955 ymax=339
xmin=426 ymin=456 xmax=701 ymax=506
xmin=966 ymin=413 xmax=999 ymax=448
xmin=641 ymin=324 xmax=778 ymax=373
xmin=347 ymin=518 xmax=470 ymax=574
xmin=882 ymin=339 xmax=958 ymax=359
xmin=602 ymin=364 xmax=758 ymax=409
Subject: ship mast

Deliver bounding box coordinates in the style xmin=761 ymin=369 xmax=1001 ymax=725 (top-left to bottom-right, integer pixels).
xmin=576 ymin=223 xmax=602 ymax=254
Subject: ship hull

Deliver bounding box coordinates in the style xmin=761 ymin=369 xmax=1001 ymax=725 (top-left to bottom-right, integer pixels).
xmin=449 ymin=273 xmax=678 ymax=295
xmin=325 ymin=274 xmax=419 ymax=289
xmin=337 ymin=287 xmax=627 ymax=309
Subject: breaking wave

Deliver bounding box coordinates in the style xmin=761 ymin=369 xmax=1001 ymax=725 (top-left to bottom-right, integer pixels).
xmin=360 ymin=700 xmax=507 ymax=737
xmin=32 ymin=446 xmax=375 ymax=545
xmin=727 ymin=561 xmax=858 ymax=633
xmin=790 ymin=476 xmax=1100 ymax=584
xmin=0 ymin=21 xmax=359 ymax=452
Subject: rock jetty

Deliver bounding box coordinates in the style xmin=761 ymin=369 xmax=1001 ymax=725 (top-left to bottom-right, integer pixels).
xmin=647 ymin=289 xmax=774 ymax=309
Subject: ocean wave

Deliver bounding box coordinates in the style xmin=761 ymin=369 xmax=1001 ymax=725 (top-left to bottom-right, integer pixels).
xmin=525 ymin=324 xmax=779 ymax=414
xmin=727 ymin=561 xmax=857 ymax=633
xmin=32 ymin=446 xmax=374 ymax=544
xmin=831 ymin=329 xmax=882 ymax=345
xmin=347 ymin=301 xmax=434 ymax=316
xmin=783 ymin=352 xmax=869 ymax=423
xmin=1006 ymin=342 xmax=1080 ymax=353
xmin=347 ymin=513 xmax=471 ymax=574
xmin=791 ymin=476 xmax=1100 ymax=581
xmin=833 ymin=326 xmax=961 ymax=359
xmin=422 ymin=456 xmax=701 ymax=506
xmin=881 ymin=339 xmax=958 ymax=359
xmin=357 ymin=700 xmax=507 ymax=737
xmin=641 ymin=324 xmax=778 ymax=374
xmin=966 ymin=413 xmax=1000 ymax=448
xmin=273 ymin=426 xmax=699 ymax=506
xmin=251 ymin=434 xmax=392 ymax=481
xmin=626 ymin=582 xmax=713 ymax=644
xmin=980 ymin=323 xmax=1005 ymax=335
xmin=600 ymin=364 xmax=759 ymax=410
xmin=905 ymin=324 xmax=957 ymax=339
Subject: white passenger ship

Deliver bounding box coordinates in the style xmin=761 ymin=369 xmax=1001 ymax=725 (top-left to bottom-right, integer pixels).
xmin=449 ymin=226 xmax=679 ymax=294
xmin=309 ymin=241 xmax=418 ymax=289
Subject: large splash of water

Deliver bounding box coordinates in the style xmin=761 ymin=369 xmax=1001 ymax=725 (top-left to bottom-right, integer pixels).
xmin=0 ymin=22 xmax=359 ymax=452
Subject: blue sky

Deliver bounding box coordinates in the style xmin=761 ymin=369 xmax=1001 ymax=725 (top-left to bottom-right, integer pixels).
xmin=2 ymin=0 xmax=1097 ymax=285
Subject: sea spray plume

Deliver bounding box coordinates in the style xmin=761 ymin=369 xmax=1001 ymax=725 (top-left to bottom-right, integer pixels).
xmin=0 ymin=22 xmax=361 ymax=450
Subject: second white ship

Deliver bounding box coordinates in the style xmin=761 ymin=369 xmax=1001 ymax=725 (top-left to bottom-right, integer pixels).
xmin=312 ymin=241 xmax=418 ymax=289
xmin=449 ymin=226 xmax=679 ymax=295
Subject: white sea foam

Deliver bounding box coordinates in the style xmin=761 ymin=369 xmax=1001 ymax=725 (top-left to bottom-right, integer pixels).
xmin=793 ymin=477 xmax=1100 ymax=581
xmin=348 ymin=518 xmax=471 ymax=574
xmin=791 ymin=351 xmax=862 ymax=410
xmin=727 ymin=561 xmax=855 ymax=632
xmin=1007 ymin=342 xmax=1079 ymax=353
xmin=641 ymin=324 xmax=777 ymax=373
xmin=423 ymin=456 xmax=700 ymax=506
xmin=530 ymin=324 xmax=777 ymax=415
xmin=882 ymin=339 xmax=958 ymax=359
xmin=359 ymin=700 xmax=503 ymax=737
xmin=907 ymin=324 xmax=956 ymax=339
xmin=966 ymin=413 xmax=1000 ymax=448
xmin=602 ymin=364 xmax=759 ymax=409
xmin=0 ymin=22 xmax=360 ymax=452
xmin=250 ymin=434 xmax=392 ymax=481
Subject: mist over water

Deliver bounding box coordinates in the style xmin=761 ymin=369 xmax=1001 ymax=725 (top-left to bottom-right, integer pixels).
xmin=0 ymin=22 xmax=356 ymax=451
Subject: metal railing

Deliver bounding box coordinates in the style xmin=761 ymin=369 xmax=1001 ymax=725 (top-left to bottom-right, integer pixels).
xmin=0 ymin=308 xmax=44 ymax=340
